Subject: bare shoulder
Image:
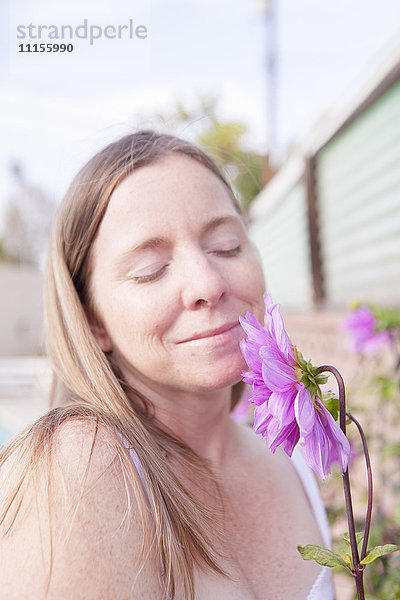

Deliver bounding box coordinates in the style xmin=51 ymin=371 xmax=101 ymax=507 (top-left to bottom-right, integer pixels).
xmin=232 ymin=422 xmax=324 ymax=541
xmin=52 ymin=417 xmax=123 ymax=482
xmin=0 ymin=418 xmax=125 ymax=511
xmin=0 ymin=417 xmax=162 ymax=600
xmin=233 ymin=421 xmax=296 ymax=474
xmin=231 ymin=421 xmax=315 ymax=495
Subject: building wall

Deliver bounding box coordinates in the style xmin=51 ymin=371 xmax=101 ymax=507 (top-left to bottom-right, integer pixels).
xmin=251 ymin=180 xmax=313 ymax=310
xmin=0 ymin=264 xmax=44 ymax=356
xmin=250 ymin=55 xmax=400 ymax=311
xmin=317 ymin=78 xmax=400 ymax=307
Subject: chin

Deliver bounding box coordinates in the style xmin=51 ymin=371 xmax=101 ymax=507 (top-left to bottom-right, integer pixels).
xmin=189 ymin=359 xmax=244 ymax=392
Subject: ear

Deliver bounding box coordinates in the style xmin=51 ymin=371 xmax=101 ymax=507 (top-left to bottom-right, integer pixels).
xmin=84 ymin=306 xmax=113 ymax=353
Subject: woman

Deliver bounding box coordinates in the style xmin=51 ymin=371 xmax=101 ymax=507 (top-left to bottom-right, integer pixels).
xmin=0 ymin=131 xmax=334 ymax=599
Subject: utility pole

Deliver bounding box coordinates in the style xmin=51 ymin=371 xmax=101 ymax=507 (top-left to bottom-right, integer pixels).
xmin=264 ymin=0 xmax=278 ymax=165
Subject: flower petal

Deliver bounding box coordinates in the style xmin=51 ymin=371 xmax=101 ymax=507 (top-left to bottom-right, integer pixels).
xmin=300 ymin=403 xmax=351 ymax=479
xmin=342 ymin=306 xmax=393 ymax=356
xmin=264 ymin=293 xmax=274 ymax=311
xmin=281 ymin=423 xmax=300 ymax=456
xmin=294 ymin=384 xmax=315 ymax=434
xmin=266 ymin=417 xmax=299 ymax=454
xmin=319 ymin=403 xmax=351 ymax=473
xmin=249 ymin=383 xmax=272 ymax=406
xmin=253 ymin=403 xmax=273 ymax=435
xmin=300 ymin=425 xmax=329 ymax=480
xmin=270 ymin=304 xmax=294 ymax=360
xmin=260 ymin=346 xmax=296 ymax=391
xmin=240 ymin=339 xmax=263 ymax=375
xmin=239 ymin=314 xmax=272 ymax=347
xmin=268 ymin=390 xmax=296 ymax=425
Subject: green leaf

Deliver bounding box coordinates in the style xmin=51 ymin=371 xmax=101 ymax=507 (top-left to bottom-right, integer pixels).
xmin=297 ymin=545 xmax=350 ymax=569
xmin=343 ymin=532 xmax=364 ymax=558
xmin=373 ymin=376 xmax=399 ymax=401
xmin=344 ymin=553 xmax=352 ymax=567
xmin=372 ymin=305 xmax=400 ymax=331
xmin=323 ymin=395 xmax=340 ymax=422
xmin=343 ymin=532 xmax=364 ymax=547
xmin=383 ymin=443 xmax=400 ymax=457
xmin=300 ymin=373 xmax=309 ymax=385
xmin=360 ymin=544 xmax=400 ymax=565
xmin=309 ymin=384 xmax=317 ymax=398
xmin=294 ymin=347 xmax=308 ymax=371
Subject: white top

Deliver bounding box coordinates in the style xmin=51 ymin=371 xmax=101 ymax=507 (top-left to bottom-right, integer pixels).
xmin=291 ymin=447 xmax=335 ymax=600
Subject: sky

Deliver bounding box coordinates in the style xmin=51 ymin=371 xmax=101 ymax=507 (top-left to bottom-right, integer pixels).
xmin=1 ymin=0 xmax=400 ymax=223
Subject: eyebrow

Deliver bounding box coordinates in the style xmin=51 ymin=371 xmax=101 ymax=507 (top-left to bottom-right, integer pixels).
xmin=115 ymin=214 xmax=243 ymax=271
xmin=115 ymin=237 xmax=167 ymax=274
xmin=200 ymin=214 xmax=242 ymax=236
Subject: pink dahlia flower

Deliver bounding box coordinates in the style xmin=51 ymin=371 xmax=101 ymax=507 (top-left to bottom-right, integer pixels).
xmin=240 ymin=294 xmax=350 ymax=480
xmin=341 ymin=305 xmax=393 ymax=355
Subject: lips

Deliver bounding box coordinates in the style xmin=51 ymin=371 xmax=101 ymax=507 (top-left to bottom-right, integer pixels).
xmin=178 ymin=321 xmax=239 ymax=344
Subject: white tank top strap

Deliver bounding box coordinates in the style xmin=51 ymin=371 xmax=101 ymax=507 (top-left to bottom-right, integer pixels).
xmin=121 ymin=440 xmax=172 ymax=600
xmin=291 ymin=446 xmax=331 ymax=548
xmin=291 ymin=447 xmax=336 ymax=599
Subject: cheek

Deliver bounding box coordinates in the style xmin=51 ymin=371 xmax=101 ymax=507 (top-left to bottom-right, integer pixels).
xmin=105 ymin=287 xmax=177 ymax=349
xmin=233 ymin=250 xmax=265 ymax=304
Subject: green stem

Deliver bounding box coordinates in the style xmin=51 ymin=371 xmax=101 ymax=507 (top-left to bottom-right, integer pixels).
xmin=316 ymin=365 xmax=365 ymax=600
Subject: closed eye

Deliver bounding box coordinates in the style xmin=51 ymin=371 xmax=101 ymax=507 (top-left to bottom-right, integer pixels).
xmin=129 ymin=264 xmax=169 ymax=284
xmin=129 ymin=246 xmax=241 ymax=283
xmin=212 ymin=245 xmax=242 ymax=257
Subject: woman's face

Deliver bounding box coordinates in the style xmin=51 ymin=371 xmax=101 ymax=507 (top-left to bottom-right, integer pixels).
xmin=88 ymin=154 xmax=265 ymax=398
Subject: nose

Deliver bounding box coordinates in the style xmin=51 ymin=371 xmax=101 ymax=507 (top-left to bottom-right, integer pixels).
xmin=181 ymin=252 xmax=229 ymax=310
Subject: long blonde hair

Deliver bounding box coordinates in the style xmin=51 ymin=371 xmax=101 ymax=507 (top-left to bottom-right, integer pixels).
xmin=0 ymin=130 xmax=245 ymax=599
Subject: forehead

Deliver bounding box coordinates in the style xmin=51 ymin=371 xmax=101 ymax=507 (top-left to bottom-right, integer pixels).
xmin=96 ymin=154 xmax=239 ymax=244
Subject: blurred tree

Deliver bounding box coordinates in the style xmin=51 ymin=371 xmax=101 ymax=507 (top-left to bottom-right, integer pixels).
xmin=0 ymin=238 xmax=18 ymax=263
xmin=154 ymin=96 xmax=276 ymax=210
xmin=1 ymin=163 xmax=57 ymax=266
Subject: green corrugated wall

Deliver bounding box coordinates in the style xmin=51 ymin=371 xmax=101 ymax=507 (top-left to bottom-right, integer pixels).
xmin=251 ymin=181 xmax=313 ymax=310
xmin=317 ymin=79 xmax=400 ymax=306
